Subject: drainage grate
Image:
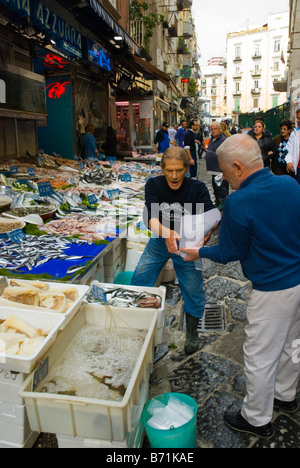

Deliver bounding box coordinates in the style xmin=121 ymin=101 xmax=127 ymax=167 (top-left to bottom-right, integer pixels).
xmin=197 ymin=304 xmax=226 ymax=332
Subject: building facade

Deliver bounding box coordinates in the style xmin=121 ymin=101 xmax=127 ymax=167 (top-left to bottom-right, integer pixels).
xmin=200 ymin=58 xmax=227 ymax=123
xmin=288 ymin=0 xmax=300 ymax=116
xmin=226 ymin=10 xmax=289 ymax=119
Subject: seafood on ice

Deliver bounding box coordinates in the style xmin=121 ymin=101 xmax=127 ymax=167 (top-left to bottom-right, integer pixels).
xmin=41 ymin=214 xmax=118 ymax=241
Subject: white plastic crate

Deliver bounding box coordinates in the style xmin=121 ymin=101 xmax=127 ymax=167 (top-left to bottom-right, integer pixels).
xmin=19 ymin=304 xmax=158 ymax=445
xmin=86 ymin=282 xmax=166 ymax=345
xmin=0 ymin=308 xmax=65 ymax=373
xmin=0 ymin=368 xmax=27 ymax=405
xmin=0 ymin=280 xmax=89 ymax=330
xmin=56 ymin=379 xmax=147 ymax=448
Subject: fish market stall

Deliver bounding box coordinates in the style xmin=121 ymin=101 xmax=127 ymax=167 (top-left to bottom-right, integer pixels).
xmin=0 ymin=153 xmax=168 ymax=448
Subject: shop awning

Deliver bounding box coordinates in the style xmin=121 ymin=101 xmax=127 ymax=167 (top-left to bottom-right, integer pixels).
xmin=86 ymin=0 xmax=140 ymax=55
xmin=129 ymin=53 xmax=181 ymax=97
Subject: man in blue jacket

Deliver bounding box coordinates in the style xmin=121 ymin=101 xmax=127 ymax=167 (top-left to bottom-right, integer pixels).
xmin=154 ymin=123 xmax=170 ymax=154
xmin=181 ymin=134 xmax=300 ymax=439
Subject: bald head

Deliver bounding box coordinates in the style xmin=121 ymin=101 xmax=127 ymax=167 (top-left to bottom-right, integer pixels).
xmin=216 ymin=134 xmax=264 ymax=191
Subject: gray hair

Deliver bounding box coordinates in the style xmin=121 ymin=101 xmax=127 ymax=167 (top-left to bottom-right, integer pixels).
xmin=161 ymin=146 xmax=190 ymax=169
xmin=211 ymin=121 xmax=222 ymax=130
xmin=216 ymin=134 xmax=263 ymax=168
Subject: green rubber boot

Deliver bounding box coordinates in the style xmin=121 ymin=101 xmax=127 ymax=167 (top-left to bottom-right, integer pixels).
xmin=184 ymin=313 xmax=199 ymax=355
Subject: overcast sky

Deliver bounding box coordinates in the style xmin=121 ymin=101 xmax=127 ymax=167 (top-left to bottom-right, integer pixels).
xmin=192 ymin=0 xmax=290 ymax=66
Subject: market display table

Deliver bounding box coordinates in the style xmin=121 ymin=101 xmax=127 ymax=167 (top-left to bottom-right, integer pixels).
xmin=124 ymin=157 xmax=160 ymax=165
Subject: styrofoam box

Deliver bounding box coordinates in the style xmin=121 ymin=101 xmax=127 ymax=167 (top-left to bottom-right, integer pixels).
xmin=0 ymin=308 xmax=65 ymax=373
xmin=1 ymin=280 xmax=89 ymax=330
xmin=19 ymin=304 xmax=158 ymax=444
xmin=86 ymin=282 xmax=166 ymax=345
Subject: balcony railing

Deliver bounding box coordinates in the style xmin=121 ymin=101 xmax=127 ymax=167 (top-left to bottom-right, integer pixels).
xmin=129 ymin=20 xmax=145 ymax=48
xmin=251 ymin=70 xmax=262 ymax=77
xmin=251 ymin=88 xmax=261 ymax=95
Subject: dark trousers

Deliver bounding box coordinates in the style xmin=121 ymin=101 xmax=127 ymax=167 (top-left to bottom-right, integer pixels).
xmin=212 ymin=175 xmax=229 ymax=203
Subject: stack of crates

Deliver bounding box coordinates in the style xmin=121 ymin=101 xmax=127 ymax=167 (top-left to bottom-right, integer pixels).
xmin=103 ymin=238 xmax=127 ymax=283
xmin=0 ymin=369 xmax=38 ymax=448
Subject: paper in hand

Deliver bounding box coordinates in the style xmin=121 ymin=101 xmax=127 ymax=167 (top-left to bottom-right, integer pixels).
xmin=179 ymin=208 xmax=221 ymax=257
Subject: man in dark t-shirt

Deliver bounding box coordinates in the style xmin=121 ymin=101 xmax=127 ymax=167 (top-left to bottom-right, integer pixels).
xmin=131 ymin=147 xmax=215 ymax=355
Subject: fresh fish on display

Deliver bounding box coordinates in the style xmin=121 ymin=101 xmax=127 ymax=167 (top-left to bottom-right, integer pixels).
xmin=86 ymin=287 xmax=161 ymax=309
xmin=0 ymin=235 xmax=89 ymax=273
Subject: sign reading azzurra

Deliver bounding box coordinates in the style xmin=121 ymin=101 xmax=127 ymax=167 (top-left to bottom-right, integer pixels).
xmin=32 ymin=1 xmax=82 ymax=57
xmin=0 ymin=0 xmax=82 ymax=58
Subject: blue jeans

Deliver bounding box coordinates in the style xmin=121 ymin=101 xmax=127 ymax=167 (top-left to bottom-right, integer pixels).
xmin=131 ymin=237 xmax=205 ymax=318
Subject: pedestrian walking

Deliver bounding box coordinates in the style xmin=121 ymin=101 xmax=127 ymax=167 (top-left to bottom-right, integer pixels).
xmin=130 ymin=146 xmax=215 ymax=355
xmin=168 ymin=124 xmax=178 ymax=146
xmin=173 ymin=120 xmax=188 ymax=148
xmin=181 ymin=134 xmax=300 ymax=439
xmin=285 ymin=106 xmax=300 ymax=184
xmin=103 ymin=126 xmax=116 ymax=159
xmin=184 ymin=120 xmax=199 ymax=179
xmin=272 ymin=119 xmax=292 ymax=175
xmin=206 ymin=122 xmax=228 ymax=210
xmin=247 ymin=119 xmax=276 ymax=168
xmin=154 ymin=122 xmax=170 ymax=154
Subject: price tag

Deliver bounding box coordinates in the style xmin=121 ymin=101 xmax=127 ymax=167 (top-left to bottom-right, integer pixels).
xmin=107 ymin=189 xmax=120 ymax=199
xmin=88 ymin=194 xmax=97 ymax=205
xmin=120 ymin=173 xmax=132 ymax=182
xmin=92 ymin=284 xmax=107 ymax=303
xmin=37 ymin=181 xmax=53 ymax=197
xmin=8 ymin=229 xmax=26 ymax=243
xmin=32 ymin=357 xmax=49 ymax=392
xmin=27 ymin=168 xmax=36 ymax=176
xmin=10 ymin=166 xmax=18 ymax=174
xmin=136 ymin=221 xmax=148 ymax=231
xmin=107 ymin=156 xmax=117 ymax=165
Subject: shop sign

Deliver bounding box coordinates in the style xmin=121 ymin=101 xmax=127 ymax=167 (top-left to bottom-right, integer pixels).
xmin=0 ymin=0 xmax=82 ymax=59
xmin=87 ymin=39 xmax=113 ymax=73
xmin=32 ymin=1 xmax=82 ymax=58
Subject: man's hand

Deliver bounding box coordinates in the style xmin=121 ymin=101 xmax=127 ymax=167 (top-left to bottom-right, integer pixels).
xmin=287 ymin=162 xmax=295 ymax=173
xmin=180 ymin=248 xmax=200 ymax=262
xmin=180 ymin=225 xmax=219 ymax=262
xmin=190 ymin=159 xmax=196 ymax=166
xmin=165 ymin=230 xmax=180 ymax=255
